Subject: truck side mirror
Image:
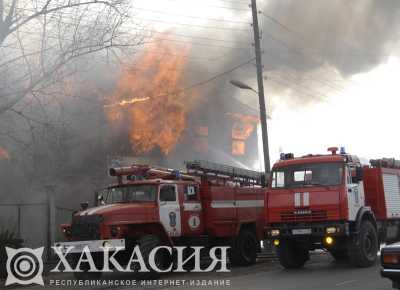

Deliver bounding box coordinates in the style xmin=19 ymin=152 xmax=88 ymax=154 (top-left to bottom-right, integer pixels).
xmin=98 ymin=195 xmax=105 ymax=205
xmin=80 ymin=202 xmax=89 ymax=210
xmin=352 ymin=167 xmax=363 ymax=183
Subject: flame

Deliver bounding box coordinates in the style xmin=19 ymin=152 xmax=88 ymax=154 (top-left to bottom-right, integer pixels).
xmin=105 ymin=38 xmax=192 ymax=155
xmin=0 ymin=146 xmax=10 ymax=160
xmin=227 ymin=113 xmax=259 ymax=141
xmin=232 ymin=140 xmax=246 ymax=156
xmin=226 ymin=113 xmax=259 ymax=156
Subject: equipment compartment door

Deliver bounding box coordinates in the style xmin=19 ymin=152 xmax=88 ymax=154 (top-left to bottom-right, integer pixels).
xmin=181 ymin=184 xmax=204 ymax=235
xmin=159 ymin=184 xmax=181 ymax=237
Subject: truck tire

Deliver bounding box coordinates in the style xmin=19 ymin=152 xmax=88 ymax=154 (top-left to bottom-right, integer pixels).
xmin=230 ymin=230 xmax=258 ymax=266
xmin=348 ymin=220 xmax=378 ymax=267
xmin=277 ymin=240 xmax=309 ymax=269
xmin=136 ymin=235 xmax=167 ymax=276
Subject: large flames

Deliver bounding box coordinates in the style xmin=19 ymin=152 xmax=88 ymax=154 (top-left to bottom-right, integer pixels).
xmin=105 ymin=40 xmax=193 ymax=155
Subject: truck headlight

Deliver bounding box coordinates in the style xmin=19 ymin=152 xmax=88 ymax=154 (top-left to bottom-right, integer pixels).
xmin=326 ymin=227 xmax=337 ymax=234
xmin=62 ymin=228 xmax=71 ymax=237
xmin=110 ymin=226 xmax=121 ymax=237
xmin=103 ymin=241 xmax=112 ymax=248
xmin=271 ymin=229 xmax=280 ymax=237
xmin=325 ymin=236 xmax=334 ymax=245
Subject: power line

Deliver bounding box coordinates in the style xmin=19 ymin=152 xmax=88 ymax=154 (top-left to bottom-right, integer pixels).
xmin=129 ymin=28 xmax=252 ymax=45
xmin=260 ymin=11 xmax=294 ymax=35
xmin=133 ymin=7 xmax=251 ymax=25
xmin=159 ymin=0 xmax=250 ymax=11
xmin=141 ymin=37 xmax=250 ymax=50
xmin=135 ymin=17 xmax=252 ymax=32
xmin=132 ymin=57 xmax=256 ymax=100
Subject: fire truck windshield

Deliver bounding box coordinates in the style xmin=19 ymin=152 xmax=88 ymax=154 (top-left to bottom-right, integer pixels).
xmin=104 ymin=184 xmax=157 ymax=203
xmin=271 ymin=162 xmax=344 ymax=189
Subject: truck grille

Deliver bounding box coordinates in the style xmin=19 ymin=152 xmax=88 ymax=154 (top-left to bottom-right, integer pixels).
xmin=71 ymin=215 xmax=102 ymax=240
xmin=280 ymin=209 xmax=327 ymax=222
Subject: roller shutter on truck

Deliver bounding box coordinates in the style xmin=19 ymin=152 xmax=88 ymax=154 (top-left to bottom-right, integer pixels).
xmin=363 ymin=167 xmax=400 ymax=220
xmin=383 ymin=173 xmax=400 ymax=218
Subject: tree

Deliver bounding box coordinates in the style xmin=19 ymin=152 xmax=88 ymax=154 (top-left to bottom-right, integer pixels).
xmin=0 ymin=0 xmax=147 ymax=203
xmin=0 ymin=0 xmax=143 ymax=115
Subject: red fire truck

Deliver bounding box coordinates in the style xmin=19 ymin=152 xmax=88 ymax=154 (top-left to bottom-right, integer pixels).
xmin=60 ymin=160 xmax=265 ymax=277
xmin=265 ymin=147 xmax=400 ymax=269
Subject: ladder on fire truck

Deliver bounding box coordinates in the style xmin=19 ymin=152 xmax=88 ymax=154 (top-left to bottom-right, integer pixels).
xmin=370 ymin=158 xmax=400 ymax=169
xmin=109 ymin=160 xmax=264 ymax=187
xmin=185 ymin=160 xmax=264 ymax=187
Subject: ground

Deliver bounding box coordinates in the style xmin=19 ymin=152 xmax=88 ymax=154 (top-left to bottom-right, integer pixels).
xmin=4 ymin=253 xmax=393 ymax=290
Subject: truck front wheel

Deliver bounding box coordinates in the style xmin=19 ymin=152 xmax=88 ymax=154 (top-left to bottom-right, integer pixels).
xmin=348 ymin=220 xmax=378 ymax=267
xmin=230 ymin=230 xmax=258 ymax=266
xmin=136 ymin=235 xmax=167 ymax=276
xmin=277 ymin=240 xmax=309 ymax=269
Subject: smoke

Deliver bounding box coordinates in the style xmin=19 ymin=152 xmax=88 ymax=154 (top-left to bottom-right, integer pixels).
xmin=2 ymin=0 xmax=400 ymax=205
xmin=204 ymin=0 xmax=400 ymax=108
xmin=262 ymin=0 xmax=400 ymax=75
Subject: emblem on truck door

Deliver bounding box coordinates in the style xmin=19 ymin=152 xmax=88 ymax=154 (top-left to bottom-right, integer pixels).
xmin=188 ymin=215 xmax=200 ymax=229
xmin=169 ymin=212 xmax=177 ymax=227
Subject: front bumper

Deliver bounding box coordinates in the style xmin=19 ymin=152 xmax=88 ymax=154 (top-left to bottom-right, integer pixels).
xmin=54 ymin=239 xmax=125 ymax=254
xmin=265 ymin=222 xmax=349 ymax=239
xmin=381 ymin=268 xmax=400 ymax=288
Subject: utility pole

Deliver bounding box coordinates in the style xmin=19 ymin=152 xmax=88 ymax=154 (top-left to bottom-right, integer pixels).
xmin=250 ymin=0 xmax=271 ymax=175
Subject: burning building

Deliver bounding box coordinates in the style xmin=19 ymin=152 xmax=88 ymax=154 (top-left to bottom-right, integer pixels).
xmin=104 ymin=39 xmax=260 ymax=170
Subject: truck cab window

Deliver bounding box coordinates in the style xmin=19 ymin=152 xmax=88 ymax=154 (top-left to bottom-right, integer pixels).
xmin=294 ymin=170 xmax=312 ymax=183
xmin=271 ymin=163 xmax=343 ymax=189
xmin=272 ymin=171 xmax=285 ymax=188
xmin=105 ymin=185 xmax=157 ymax=203
xmin=160 ymin=185 xmax=177 ymax=202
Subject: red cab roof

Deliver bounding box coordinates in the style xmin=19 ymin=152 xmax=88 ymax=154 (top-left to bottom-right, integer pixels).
xmin=273 ymin=154 xmax=346 ymax=168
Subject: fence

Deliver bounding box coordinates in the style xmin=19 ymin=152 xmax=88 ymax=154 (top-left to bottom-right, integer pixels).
xmin=0 ymin=194 xmax=75 ymax=261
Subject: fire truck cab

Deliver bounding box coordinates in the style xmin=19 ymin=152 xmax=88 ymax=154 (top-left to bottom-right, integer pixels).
xmin=265 ymin=147 xmax=385 ymax=269
xmin=60 ymin=160 xmax=265 ymax=278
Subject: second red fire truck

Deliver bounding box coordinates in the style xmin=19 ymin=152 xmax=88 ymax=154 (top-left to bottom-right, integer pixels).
xmin=265 ymin=147 xmax=400 ymax=269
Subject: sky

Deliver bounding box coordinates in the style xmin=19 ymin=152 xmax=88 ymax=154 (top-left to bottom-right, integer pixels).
xmin=265 ymin=56 xmax=400 ymax=167
xmin=130 ymin=0 xmax=400 ymax=170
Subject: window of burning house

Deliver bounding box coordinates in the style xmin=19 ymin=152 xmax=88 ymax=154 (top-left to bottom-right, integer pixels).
xmin=228 ymin=113 xmax=259 ymax=156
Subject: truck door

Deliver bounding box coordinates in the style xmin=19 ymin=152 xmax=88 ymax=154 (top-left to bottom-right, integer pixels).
xmin=346 ymin=165 xmax=364 ymax=221
xmin=159 ymin=184 xmax=181 ymax=237
xmin=180 ymin=184 xmax=204 ymax=236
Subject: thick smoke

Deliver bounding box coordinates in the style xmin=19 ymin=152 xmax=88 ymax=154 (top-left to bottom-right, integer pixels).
xmin=262 ymin=0 xmax=400 ymax=75
xmin=207 ymin=0 xmax=400 ymax=107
